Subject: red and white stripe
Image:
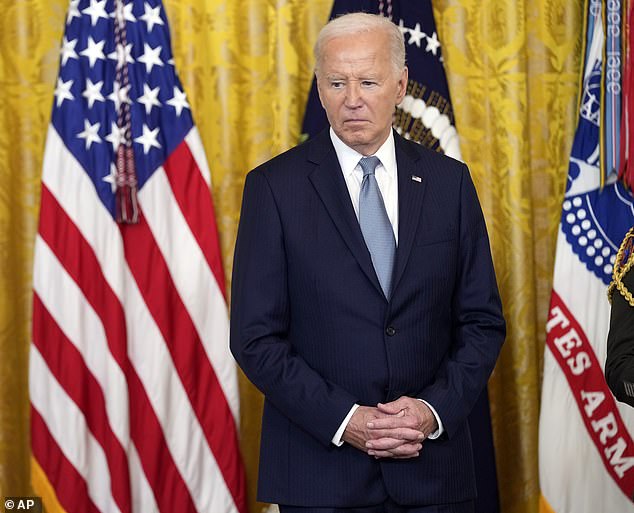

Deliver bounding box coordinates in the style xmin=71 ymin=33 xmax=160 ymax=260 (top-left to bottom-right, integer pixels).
xmin=30 ymin=126 xmax=248 ymax=513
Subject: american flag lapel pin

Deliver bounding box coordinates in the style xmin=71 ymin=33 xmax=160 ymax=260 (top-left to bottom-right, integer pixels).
xmin=411 ymin=175 xmax=422 ymax=183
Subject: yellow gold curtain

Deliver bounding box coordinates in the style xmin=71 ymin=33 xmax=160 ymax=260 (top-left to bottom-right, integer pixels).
xmin=0 ymin=2 xmax=582 ymax=513
xmin=433 ymin=2 xmax=583 ymax=513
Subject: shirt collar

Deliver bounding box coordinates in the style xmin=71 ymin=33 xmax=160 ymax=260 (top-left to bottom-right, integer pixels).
xmin=329 ymin=128 xmax=397 ymax=181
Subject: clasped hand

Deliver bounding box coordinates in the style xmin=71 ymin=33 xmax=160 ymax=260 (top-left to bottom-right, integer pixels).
xmin=341 ymin=396 xmax=438 ymax=459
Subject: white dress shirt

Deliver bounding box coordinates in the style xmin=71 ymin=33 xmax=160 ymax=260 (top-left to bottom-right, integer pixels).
xmin=327 ymin=128 xmax=444 ymax=446
xmin=330 ymin=127 xmax=399 ymax=243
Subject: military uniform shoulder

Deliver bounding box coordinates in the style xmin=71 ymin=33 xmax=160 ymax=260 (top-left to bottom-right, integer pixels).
xmin=608 ymin=226 xmax=634 ymax=307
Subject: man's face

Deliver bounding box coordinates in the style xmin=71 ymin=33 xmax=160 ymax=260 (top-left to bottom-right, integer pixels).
xmin=316 ymin=30 xmax=408 ymax=156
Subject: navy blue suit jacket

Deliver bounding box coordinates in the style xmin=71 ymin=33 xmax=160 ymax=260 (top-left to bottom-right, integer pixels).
xmin=230 ymin=129 xmax=505 ymax=507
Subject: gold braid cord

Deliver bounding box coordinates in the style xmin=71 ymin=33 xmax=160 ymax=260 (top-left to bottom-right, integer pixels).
xmin=608 ymin=226 xmax=634 ymax=307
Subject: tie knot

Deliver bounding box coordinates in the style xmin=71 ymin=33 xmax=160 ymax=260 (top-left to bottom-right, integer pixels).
xmin=359 ymin=156 xmax=381 ymax=177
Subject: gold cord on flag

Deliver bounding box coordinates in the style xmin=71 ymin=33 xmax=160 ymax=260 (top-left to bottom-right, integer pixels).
xmin=113 ymin=0 xmax=139 ymax=223
xmin=608 ymin=226 xmax=634 ymax=306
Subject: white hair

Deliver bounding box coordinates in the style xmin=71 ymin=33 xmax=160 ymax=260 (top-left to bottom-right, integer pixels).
xmin=314 ymin=12 xmax=406 ymax=76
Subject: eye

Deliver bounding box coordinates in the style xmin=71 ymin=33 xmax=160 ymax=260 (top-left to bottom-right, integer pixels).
xmin=331 ymin=81 xmax=344 ymax=89
xmin=361 ymin=80 xmax=378 ymax=87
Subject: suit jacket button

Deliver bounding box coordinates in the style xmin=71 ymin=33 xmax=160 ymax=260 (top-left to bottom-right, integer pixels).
xmin=386 ymin=326 xmax=396 ymax=336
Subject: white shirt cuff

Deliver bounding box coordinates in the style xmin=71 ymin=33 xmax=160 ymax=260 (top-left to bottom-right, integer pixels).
xmin=332 ymin=404 xmax=359 ymax=446
xmin=418 ymin=399 xmax=444 ymax=439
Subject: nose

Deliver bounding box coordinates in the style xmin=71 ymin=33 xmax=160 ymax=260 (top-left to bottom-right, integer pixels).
xmin=344 ymin=81 xmax=362 ymax=108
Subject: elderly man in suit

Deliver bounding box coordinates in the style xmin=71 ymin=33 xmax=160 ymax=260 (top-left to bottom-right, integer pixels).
xmin=230 ymin=12 xmax=505 ymax=513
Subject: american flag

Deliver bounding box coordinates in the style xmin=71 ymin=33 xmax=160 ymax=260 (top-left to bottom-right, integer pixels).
xmin=29 ymin=1 xmax=248 ymax=512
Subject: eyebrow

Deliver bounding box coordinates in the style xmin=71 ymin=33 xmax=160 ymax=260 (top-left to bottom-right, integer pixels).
xmin=324 ymin=74 xmax=381 ymax=80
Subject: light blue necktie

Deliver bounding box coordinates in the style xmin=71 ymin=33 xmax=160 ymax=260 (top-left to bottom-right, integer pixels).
xmin=358 ymin=156 xmax=396 ymax=298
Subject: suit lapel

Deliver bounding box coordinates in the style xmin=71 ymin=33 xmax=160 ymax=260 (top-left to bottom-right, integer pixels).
xmin=307 ymin=131 xmax=384 ymax=297
xmin=392 ymin=133 xmax=427 ymax=295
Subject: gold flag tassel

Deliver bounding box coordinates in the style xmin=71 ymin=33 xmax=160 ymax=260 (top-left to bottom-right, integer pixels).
xmin=113 ymin=0 xmax=139 ymax=224
xmin=608 ymin=226 xmax=634 ymax=306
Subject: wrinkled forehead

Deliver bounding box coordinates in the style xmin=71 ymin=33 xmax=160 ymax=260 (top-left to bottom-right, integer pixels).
xmin=317 ymin=32 xmax=393 ymax=75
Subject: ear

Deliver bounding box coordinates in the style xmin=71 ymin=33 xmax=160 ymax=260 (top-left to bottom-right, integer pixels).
xmin=395 ymin=67 xmax=408 ymax=104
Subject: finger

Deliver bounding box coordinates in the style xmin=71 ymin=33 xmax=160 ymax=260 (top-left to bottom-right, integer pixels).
xmin=367 ymin=437 xmax=423 ymax=451
xmin=376 ymin=400 xmax=407 ymax=415
xmin=368 ymin=450 xmax=412 ymax=458
xmin=387 ymin=453 xmax=421 ymax=459
xmin=366 ymin=427 xmax=425 ymax=442
xmin=368 ymin=410 xmax=398 ymax=421
xmin=380 ymin=395 xmax=416 ymax=408
xmin=368 ymin=443 xmax=422 ymax=458
xmin=366 ymin=437 xmax=404 ymax=450
xmin=367 ymin=415 xmax=419 ymax=430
